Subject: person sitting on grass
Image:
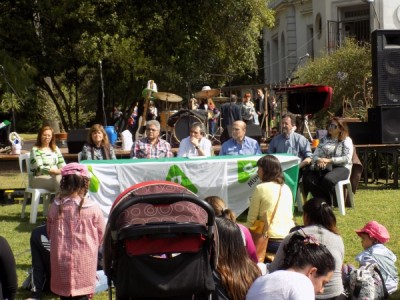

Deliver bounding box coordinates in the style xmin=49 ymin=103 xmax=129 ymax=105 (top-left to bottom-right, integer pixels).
xmin=213 ymin=217 xmax=261 ymax=300
xmin=204 ymin=196 xmax=258 ymax=263
xmin=354 ymin=221 xmax=398 ymax=294
xmin=246 ymin=233 xmax=335 ymax=300
xmin=269 ymin=197 xmax=346 ymax=299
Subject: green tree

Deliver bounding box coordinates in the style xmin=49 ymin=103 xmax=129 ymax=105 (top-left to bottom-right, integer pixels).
xmin=0 ymin=0 xmax=274 ymax=131
xmin=293 ymin=39 xmax=372 ymax=126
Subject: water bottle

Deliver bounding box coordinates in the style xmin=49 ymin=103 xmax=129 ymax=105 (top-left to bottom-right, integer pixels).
xmin=12 ymin=139 xmax=21 ymax=155
xmin=105 ymin=126 xmax=117 ymax=145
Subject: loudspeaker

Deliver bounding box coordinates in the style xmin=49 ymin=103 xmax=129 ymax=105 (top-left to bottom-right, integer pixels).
xmin=371 ymin=30 xmax=400 ymax=106
xmin=368 ymin=106 xmax=400 ymax=144
xmin=347 ymin=122 xmax=373 ymax=145
xmin=227 ymin=124 xmax=262 ymax=143
xmin=67 ymin=129 xmax=89 ymax=154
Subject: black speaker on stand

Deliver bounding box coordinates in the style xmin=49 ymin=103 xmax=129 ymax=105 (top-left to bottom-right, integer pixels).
xmin=371 ymin=30 xmax=400 ymax=106
xmin=368 ymin=107 xmax=400 ymax=144
xmin=67 ymin=129 xmax=89 ymax=154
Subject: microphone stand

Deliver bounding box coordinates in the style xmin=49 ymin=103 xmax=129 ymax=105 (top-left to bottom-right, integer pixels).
xmin=99 ymin=60 xmax=107 ymax=126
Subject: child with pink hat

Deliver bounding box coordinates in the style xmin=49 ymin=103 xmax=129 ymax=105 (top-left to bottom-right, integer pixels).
xmin=47 ymin=163 xmax=105 ymax=299
xmin=354 ymin=220 xmax=398 ymax=294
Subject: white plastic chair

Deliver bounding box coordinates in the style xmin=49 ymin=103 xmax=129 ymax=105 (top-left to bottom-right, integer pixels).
xmin=335 ymin=173 xmax=354 ymax=216
xmin=19 ymin=153 xmax=54 ymax=224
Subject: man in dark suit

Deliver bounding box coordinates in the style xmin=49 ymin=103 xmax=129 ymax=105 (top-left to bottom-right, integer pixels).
xmin=219 ymin=95 xmax=242 ymax=144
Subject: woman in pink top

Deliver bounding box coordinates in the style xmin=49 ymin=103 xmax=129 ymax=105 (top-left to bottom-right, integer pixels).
xmin=47 ymin=163 xmax=105 ymax=299
xmin=204 ymin=196 xmax=258 ymax=262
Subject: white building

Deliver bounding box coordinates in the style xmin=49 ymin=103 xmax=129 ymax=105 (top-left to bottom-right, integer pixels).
xmin=263 ymin=0 xmax=400 ymax=84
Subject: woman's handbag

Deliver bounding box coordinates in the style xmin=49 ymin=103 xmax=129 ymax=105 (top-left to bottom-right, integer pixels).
xmin=249 ymin=186 xmax=282 ymax=263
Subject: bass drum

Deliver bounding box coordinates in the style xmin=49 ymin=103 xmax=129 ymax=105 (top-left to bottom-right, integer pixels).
xmin=172 ymin=115 xmax=203 ymax=144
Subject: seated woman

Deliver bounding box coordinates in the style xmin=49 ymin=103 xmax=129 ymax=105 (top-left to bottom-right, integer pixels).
xmin=244 ymin=155 xmax=295 ymax=261
xmin=213 ymin=217 xmax=261 ymax=300
xmin=246 ymin=233 xmax=335 ymax=299
xmin=81 ymin=124 xmax=116 ymax=160
xmin=303 ymin=117 xmax=353 ymax=206
xmin=269 ymin=197 xmax=346 ymax=299
xmin=29 ymin=126 xmax=66 ymax=192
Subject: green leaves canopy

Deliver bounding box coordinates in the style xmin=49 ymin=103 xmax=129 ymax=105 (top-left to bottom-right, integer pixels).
xmin=0 ymin=0 xmax=274 ymax=130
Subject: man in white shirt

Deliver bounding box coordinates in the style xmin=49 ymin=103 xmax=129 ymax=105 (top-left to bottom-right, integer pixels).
xmin=177 ymin=122 xmax=212 ymax=157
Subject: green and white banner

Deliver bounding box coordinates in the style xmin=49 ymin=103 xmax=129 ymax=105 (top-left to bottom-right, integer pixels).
xmin=82 ymin=154 xmax=300 ymax=219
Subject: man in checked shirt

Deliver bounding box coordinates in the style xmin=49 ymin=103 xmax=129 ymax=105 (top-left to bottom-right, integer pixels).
xmin=130 ymin=120 xmax=174 ymax=159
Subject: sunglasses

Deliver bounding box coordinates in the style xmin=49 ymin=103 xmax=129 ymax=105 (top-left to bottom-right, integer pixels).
xmin=328 ymin=124 xmax=338 ymax=129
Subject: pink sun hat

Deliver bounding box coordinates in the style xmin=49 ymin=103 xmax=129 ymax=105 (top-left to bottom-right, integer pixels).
xmin=355 ymin=221 xmax=390 ymax=244
xmin=61 ymin=162 xmax=90 ymax=178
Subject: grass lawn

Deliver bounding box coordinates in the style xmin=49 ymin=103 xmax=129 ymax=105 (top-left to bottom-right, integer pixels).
xmin=1 ymin=171 xmax=399 ymax=299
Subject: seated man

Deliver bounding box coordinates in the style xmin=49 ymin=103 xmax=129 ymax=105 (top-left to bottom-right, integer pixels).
xmin=130 ymin=120 xmax=174 ymax=159
xmin=219 ymin=121 xmax=262 ymax=156
xmin=267 ymin=113 xmax=312 ymax=169
xmin=177 ymin=122 xmax=212 ymax=157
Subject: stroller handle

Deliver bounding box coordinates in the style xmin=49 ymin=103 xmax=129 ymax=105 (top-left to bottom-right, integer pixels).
xmin=108 ymin=193 xmax=215 ymax=231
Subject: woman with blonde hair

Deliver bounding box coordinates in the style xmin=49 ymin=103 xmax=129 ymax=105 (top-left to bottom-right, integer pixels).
xmin=81 ymin=124 xmax=116 ymax=160
xmin=205 ymin=196 xmax=258 ymax=262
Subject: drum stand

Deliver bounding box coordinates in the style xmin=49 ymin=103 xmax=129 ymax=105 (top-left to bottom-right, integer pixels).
xmin=207 ymin=114 xmax=222 ymax=145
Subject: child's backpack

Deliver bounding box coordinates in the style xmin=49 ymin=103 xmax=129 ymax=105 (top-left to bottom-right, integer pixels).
xmin=349 ymin=262 xmax=389 ymax=299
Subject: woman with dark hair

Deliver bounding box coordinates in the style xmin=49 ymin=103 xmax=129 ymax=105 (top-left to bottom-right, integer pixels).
xmin=213 ymin=217 xmax=261 ymax=300
xmin=303 ymin=117 xmax=353 ymax=205
xmin=29 ymin=125 xmax=66 ymax=192
xmin=269 ymin=197 xmax=346 ymax=299
xmin=81 ymin=124 xmax=116 ymax=160
xmin=246 ymin=233 xmax=335 ymax=299
xmin=245 ymin=155 xmax=295 ymax=259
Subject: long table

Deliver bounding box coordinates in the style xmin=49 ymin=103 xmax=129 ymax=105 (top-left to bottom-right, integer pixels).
xmin=81 ymin=154 xmax=300 ymax=218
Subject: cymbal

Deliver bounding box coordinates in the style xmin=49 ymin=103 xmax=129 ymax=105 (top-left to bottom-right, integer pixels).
xmin=154 ymin=92 xmax=183 ymax=102
xmin=194 ymin=89 xmax=220 ymax=98
xmin=213 ymin=96 xmax=229 ymax=102
xmin=142 ymin=88 xmax=157 ymax=98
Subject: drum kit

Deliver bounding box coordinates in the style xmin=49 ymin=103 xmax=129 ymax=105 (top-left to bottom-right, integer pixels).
xmin=140 ymin=85 xmax=229 ymax=146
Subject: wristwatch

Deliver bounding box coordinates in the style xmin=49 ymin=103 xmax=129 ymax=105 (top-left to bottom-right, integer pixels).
xmin=195 ymin=145 xmax=199 ymax=150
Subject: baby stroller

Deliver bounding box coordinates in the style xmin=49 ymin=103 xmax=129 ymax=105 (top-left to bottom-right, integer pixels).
xmin=103 ymin=180 xmax=217 ymax=300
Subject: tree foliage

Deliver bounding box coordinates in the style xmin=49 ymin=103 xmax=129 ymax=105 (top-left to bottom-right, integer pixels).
xmin=293 ymin=38 xmax=372 ymax=126
xmin=0 ymin=0 xmax=274 ymax=131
